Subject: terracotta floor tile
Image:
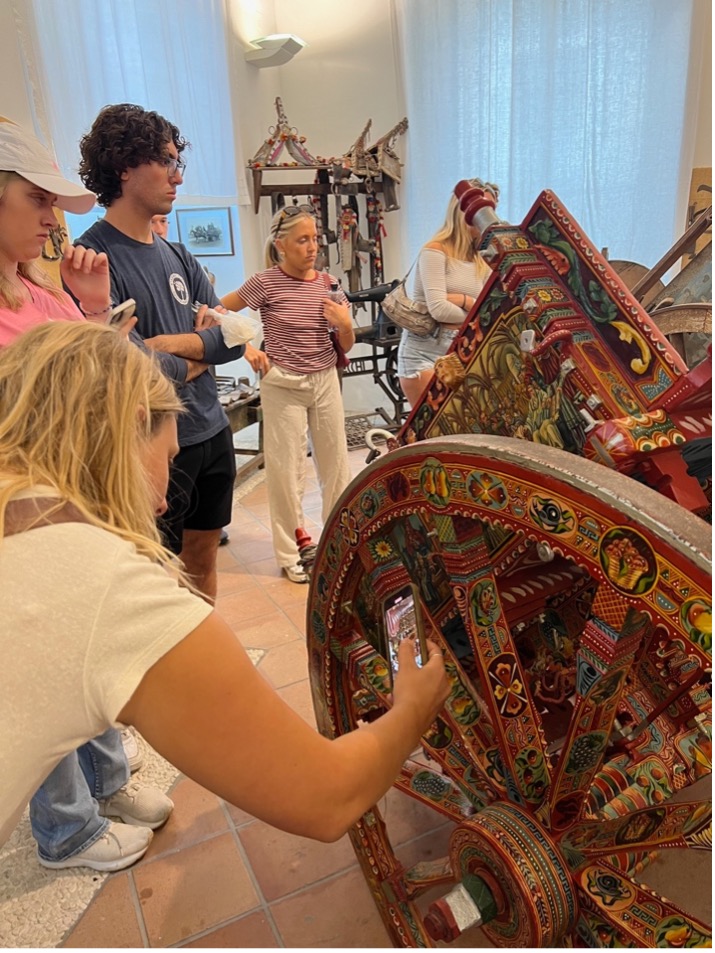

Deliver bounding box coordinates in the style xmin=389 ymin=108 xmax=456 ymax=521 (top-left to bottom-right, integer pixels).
xmin=243 ymin=556 xmax=284 ymax=584
xmin=394 ymin=823 xmax=454 ymax=871
xmin=143 ymin=778 xmax=229 ymax=861
xmin=301 ymin=489 xmax=324 ymax=510
xmin=276 ymin=678 xmax=317 ymax=728
xmin=241 ymin=487 xmax=269 ymax=506
xmin=445 ymin=923 xmax=496 ymax=948
xmin=228 ymin=518 xmax=273 ymax=541
xmin=133 ymin=833 xmax=259 ymax=947
xmin=269 ymin=867 xmax=391 ymax=948
xmin=216 ymin=588 xmax=280 ymax=626
xmin=258 ymin=638 xmax=309 ymax=689
xmin=254 ymin=514 xmax=275 ymax=533
xmin=215 ymin=545 xmax=241 ymax=571
xmin=640 ymin=848 xmax=712 ymax=924
xmin=181 ymin=910 xmax=278 ymax=948
xmin=228 ymin=535 xmax=276 ymax=565
xmin=62 ymin=873 xmax=142 ymax=948
xmin=262 ymin=577 xmax=310 ymax=609
xmin=216 ymin=566 xmax=261 ymax=598
xmin=279 ymin=600 xmax=308 ymax=631
xmin=241 ymin=499 xmax=272 ymax=519
xmin=235 ymin=609 xmax=303 ymax=651
xmin=239 ymin=820 xmax=357 ymax=901
xmin=379 ymin=785 xmax=454 ymax=845
xmin=226 ymin=506 xmax=264 ymax=528
xmin=302 ymin=505 xmax=325 ymax=524
xmin=224 ymin=803 xmax=256 ymax=829
xmin=301 ymin=514 xmax=324 ymax=533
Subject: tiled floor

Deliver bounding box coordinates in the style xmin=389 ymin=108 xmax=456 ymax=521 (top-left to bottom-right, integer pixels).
xmin=57 ymin=447 xmax=711 ymax=948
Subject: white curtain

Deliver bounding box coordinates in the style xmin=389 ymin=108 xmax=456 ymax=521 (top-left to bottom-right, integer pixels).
xmin=26 ymin=0 xmax=249 ymax=206
xmin=394 ymin=0 xmax=697 ymax=269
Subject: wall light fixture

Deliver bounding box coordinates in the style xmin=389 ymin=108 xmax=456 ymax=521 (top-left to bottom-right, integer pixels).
xmin=244 ymin=34 xmax=306 ymax=68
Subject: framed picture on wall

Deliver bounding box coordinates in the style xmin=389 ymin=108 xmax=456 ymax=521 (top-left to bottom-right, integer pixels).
xmin=176 ymin=207 xmax=234 ymax=256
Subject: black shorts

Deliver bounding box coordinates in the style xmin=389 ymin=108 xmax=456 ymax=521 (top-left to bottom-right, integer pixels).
xmin=160 ymin=425 xmax=236 ymax=554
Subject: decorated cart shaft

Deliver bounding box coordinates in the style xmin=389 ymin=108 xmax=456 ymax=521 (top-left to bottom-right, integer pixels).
xmin=306 ymin=184 xmax=711 ymax=947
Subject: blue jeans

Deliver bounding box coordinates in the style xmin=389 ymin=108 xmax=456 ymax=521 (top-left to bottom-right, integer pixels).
xmin=30 ymin=728 xmax=129 ymax=862
xmin=396 ymin=326 xmax=459 ymax=378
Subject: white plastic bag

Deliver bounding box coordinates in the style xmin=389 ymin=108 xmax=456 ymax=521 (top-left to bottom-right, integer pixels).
xmin=204 ymin=308 xmax=260 ymax=347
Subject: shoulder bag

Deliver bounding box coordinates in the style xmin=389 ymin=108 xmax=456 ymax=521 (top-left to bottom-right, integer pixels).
xmin=381 ymin=260 xmax=438 ymax=338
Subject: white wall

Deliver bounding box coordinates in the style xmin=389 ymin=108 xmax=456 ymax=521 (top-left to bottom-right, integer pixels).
xmin=225 ymin=0 xmax=405 ymax=276
xmin=224 ymin=0 xmax=408 ymax=412
xmin=692 ymin=0 xmax=712 ymax=168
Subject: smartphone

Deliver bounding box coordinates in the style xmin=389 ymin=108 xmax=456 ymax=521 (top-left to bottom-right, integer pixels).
xmin=383 ymin=583 xmax=428 ymax=682
xmin=108 ymin=298 xmax=136 ymax=328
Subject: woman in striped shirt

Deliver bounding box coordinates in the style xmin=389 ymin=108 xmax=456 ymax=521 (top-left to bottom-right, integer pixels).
xmin=221 ymin=206 xmax=355 ymax=583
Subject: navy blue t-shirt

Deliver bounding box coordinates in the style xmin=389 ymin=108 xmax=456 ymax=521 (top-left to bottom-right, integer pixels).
xmin=77 ymin=220 xmax=244 ymax=447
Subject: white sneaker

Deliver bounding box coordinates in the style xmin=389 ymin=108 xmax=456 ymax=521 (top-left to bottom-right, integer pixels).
xmin=98 ymin=780 xmax=174 ymax=830
xmin=284 ymin=563 xmax=309 ymax=584
xmin=120 ymin=726 xmax=145 ymax=773
xmin=38 ymin=820 xmax=152 ymax=872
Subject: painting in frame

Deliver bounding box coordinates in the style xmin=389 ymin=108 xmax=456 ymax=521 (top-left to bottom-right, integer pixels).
xmin=176 ymin=206 xmax=234 ymax=256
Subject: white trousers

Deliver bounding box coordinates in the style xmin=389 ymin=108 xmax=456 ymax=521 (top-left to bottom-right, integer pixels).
xmin=260 ymin=364 xmax=351 ymax=568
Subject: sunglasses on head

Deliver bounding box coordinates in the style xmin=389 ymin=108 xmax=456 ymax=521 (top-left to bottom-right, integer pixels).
xmin=272 ymin=204 xmax=316 ymax=234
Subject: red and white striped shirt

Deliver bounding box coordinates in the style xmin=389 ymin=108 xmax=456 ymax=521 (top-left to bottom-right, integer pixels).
xmin=238 ymin=267 xmax=347 ymax=374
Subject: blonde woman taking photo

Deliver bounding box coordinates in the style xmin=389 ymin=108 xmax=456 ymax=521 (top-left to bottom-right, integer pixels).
xmin=0 ymin=322 xmax=448 ymax=852
xmin=397 ymin=179 xmax=498 ymax=408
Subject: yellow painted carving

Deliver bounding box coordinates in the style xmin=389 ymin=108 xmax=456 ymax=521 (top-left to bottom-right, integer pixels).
xmin=612 ymin=321 xmax=651 ymax=374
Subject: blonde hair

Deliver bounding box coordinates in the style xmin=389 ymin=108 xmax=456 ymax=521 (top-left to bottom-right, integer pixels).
xmin=0 ymin=172 xmax=66 ymax=311
xmin=264 ymin=205 xmax=316 ymax=268
xmin=429 ymin=178 xmax=499 ymax=279
xmin=0 ymin=322 xmax=183 ymax=568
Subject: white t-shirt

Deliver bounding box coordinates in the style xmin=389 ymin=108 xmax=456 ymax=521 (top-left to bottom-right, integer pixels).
xmin=0 ymin=499 xmax=213 ymax=846
xmin=413 ymin=248 xmax=486 ymax=324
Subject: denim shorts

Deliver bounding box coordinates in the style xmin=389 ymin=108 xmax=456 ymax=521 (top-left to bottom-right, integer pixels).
xmin=396 ymin=326 xmax=459 ymax=378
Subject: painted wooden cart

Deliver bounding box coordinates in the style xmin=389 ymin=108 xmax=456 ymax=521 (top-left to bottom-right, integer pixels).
xmin=306 ymin=182 xmax=712 ymax=947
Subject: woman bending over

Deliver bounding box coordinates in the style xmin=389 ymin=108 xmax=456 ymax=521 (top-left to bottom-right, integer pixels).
xmin=0 ymin=321 xmax=449 ymax=849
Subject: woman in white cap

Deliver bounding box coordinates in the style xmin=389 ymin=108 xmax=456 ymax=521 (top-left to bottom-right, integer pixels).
xmin=0 ymin=119 xmax=114 ymax=344
xmin=0 ymin=120 xmax=173 ymax=872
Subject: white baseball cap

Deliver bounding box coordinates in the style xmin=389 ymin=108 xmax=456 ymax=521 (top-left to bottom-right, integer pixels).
xmin=0 ymin=120 xmax=96 ymax=214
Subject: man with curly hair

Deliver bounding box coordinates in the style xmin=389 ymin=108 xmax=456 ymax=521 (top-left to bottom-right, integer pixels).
xmin=76 ymin=104 xmax=256 ymax=601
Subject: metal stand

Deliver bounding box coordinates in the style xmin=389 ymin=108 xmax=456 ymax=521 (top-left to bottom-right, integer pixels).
xmin=343 ymin=284 xmax=407 ymax=429
xmin=216 ymin=377 xmax=264 ymax=484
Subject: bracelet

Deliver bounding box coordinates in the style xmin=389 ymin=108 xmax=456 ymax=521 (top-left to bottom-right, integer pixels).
xmin=81 ymin=302 xmax=112 ymax=317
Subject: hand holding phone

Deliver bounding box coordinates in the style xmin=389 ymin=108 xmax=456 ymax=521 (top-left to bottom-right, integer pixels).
xmin=108 ymin=298 xmax=137 ymax=329
xmin=383 ymin=584 xmax=428 ymax=683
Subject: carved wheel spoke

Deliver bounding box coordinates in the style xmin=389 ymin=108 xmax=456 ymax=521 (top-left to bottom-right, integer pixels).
xmin=562 ymin=798 xmax=712 ymax=866
xmin=574 ymin=860 xmax=712 ymax=947
xmin=436 ymin=515 xmax=553 ymax=809
xmin=307 ymin=436 xmax=711 ymax=947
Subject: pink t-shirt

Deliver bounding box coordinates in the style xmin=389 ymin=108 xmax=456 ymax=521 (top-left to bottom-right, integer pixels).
xmin=0 ymin=276 xmax=84 ymax=347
